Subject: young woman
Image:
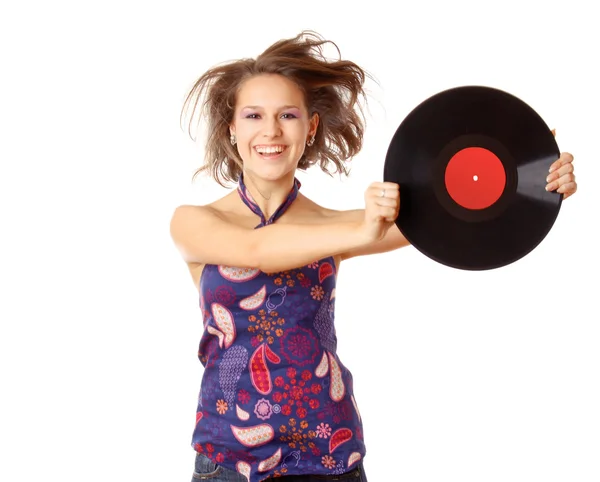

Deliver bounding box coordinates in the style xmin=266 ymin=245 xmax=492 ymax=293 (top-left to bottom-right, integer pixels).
xmin=170 ymin=31 xmax=577 ymax=482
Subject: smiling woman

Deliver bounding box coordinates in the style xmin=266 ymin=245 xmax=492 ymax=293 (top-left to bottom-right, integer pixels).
xmin=169 ymin=30 xmax=578 ymax=482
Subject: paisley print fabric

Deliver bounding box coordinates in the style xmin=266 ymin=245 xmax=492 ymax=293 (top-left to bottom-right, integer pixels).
xmin=191 ymin=175 xmax=366 ymax=481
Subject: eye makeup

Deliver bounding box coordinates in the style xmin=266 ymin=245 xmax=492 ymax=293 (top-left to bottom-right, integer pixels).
xmin=239 ymin=105 xmax=303 ymax=119
xmin=284 ymin=108 xmax=302 ymax=118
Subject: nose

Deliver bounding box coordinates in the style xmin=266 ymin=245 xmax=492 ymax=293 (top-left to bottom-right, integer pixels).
xmin=262 ymin=115 xmax=282 ymax=138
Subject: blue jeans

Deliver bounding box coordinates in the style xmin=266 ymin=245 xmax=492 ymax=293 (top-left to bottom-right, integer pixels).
xmin=191 ymin=452 xmax=368 ymax=481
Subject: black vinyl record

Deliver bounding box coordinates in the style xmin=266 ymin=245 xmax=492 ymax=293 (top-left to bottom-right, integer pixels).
xmin=383 ymin=86 xmax=562 ymax=270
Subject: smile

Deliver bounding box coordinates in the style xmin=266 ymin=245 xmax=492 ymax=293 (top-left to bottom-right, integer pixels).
xmin=254 ymin=145 xmax=287 ymax=154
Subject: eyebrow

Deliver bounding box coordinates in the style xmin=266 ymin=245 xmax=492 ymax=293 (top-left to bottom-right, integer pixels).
xmin=240 ymin=105 xmax=301 ymax=111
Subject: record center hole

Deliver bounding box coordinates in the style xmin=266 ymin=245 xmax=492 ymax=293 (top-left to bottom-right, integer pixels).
xmin=473 ymin=175 xmax=478 ymax=181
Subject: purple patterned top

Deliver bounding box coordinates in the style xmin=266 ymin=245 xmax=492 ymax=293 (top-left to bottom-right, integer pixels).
xmin=191 ymin=175 xmax=366 ymax=481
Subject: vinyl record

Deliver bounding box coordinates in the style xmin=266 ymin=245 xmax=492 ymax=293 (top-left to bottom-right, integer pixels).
xmin=383 ymin=85 xmax=562 ymax=270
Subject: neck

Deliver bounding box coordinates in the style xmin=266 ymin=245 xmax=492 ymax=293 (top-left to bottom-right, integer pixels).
xmin=242 ymin=170 xmax=296 ymax=220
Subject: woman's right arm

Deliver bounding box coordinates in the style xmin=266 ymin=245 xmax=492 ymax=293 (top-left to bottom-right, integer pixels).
xmin=170 ymin=181 xmax=400 ymax=273
xmin=169 ymin=205 xmax=371 ymax=273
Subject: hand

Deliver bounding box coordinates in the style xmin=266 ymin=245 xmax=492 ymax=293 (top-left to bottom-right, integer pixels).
xmin=545 ymin=129 xmax=577 ymax=200
xmin=362 ymin=182 xmax=400 ymax=242
xmin=545 ymin=152 xmax=577 ymax=200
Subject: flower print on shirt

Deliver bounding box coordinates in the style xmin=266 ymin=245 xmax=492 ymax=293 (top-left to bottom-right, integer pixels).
xmin=247 ymin=309 xmax=285 ymax=347
xmin=280 ymin=326 xmax=319 ymax=366
xmin=279 ymin=417 xmax=320 ymax=455
xmin=321 ymin=454 xmax=336 ymax=469
xmin=271 ymin=369 xmax=321 ymax=421
xmin=213 ymin=285 xmax=237 ymax=306
xmin=310 ymin=285 xmax=324 ymax=300
xmin=315 ymin=422 xmax=332 ymax=439
xmin=270 ymin=268 xmax=309 ymax=289
xmin=216 ymin=399 xmax=228 ymax=414
xmin=254 ymin=398 xmax=274 ymax=421
xmin=318 ymin=399 xmax=354 ymax=424
xmin=237 ymin=389 xmax=251 ymax=405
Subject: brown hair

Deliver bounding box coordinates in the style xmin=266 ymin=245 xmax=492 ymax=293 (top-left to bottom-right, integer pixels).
xmin=180 ymin=30 xmax=373 ymax=187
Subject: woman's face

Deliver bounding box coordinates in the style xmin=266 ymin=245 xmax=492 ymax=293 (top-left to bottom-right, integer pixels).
xmin=230 ymin=74 xmax=318 ymax=182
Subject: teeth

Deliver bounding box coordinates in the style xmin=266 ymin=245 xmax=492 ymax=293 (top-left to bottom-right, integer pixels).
xmin=256 ymin=146 xmax=284 ymax=154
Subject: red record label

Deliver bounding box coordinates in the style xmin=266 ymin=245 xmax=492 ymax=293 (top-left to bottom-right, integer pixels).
xmin=444 ymin=147 xmax=506 ymax=210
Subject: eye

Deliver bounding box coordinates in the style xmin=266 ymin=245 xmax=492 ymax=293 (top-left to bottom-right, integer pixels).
xmin=245 ymin=113 xmax=260 ymax=119
xmin=281 ymin=113 xmax=297 ymax=119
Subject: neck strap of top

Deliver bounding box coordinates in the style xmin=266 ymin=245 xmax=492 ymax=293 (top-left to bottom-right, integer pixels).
xmin=237 ymin=174 xmax=301 ymax=227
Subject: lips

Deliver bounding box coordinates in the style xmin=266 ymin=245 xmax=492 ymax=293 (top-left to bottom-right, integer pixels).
xmin=254 ymin=145 xmax=287 ymax=154
xmin=254 ymin=145 xmax=288 ymax=158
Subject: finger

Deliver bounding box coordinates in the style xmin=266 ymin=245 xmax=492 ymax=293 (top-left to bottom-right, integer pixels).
xmin=374 ymin=197 xmax=399 ymax=208
xmin=546 ymin=162 xmax=574 ymax=182
xmin=369 ymin=182 xmax=400 ymax=193
xmin=381 ymin=182 xmax=400 ymax=190
xmin=551 ymin=128 xmax=556 ymax=137
xmin=373 ymin=205 xmax=398 ymax=219
xmin=557 ymin=181 xmax=577 ymax=195
xmin=369 ymin=186 xmax=400 ymax=200
xmin=380 ymin=208 xmax=399 ymax=222
xmin=549 ymin=152 xmax=574 ymax=173
xmin=546 ymin=172 xmax=575 ymax=192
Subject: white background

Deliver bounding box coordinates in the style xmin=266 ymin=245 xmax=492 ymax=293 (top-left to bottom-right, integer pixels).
xmin=1 ymin=1 xmax=598 ymax=481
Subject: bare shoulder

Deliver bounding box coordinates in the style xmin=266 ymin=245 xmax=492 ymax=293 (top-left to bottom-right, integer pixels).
xmin=169 ymin=195 xmax=238 ymax=292
xmin=170 ymin=203 xmax=214 ymax=227
xmin=171 ymin=191 xmax=240 ymax=222
xmin=169 ymin=191 xmax=260 ymax=269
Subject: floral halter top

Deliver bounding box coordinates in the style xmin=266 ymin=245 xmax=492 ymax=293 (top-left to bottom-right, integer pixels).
xmin=192 ymin=175 xmax=366 ymax=481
